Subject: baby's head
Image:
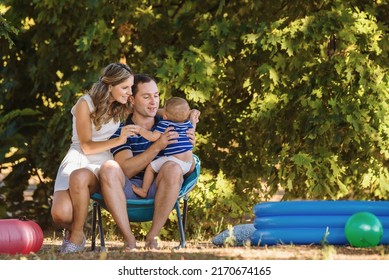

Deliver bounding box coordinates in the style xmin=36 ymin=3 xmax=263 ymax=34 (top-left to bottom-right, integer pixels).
xmin=164 ymin=97 xmax=190 ymax=123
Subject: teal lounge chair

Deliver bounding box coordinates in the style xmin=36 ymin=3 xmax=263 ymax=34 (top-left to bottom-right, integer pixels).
xmin=90 ymin=155 xmax=201 ymax=251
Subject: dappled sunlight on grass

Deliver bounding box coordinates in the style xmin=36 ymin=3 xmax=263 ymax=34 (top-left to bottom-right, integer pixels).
xmin=1 ymin=238 xmax=389 ymax=260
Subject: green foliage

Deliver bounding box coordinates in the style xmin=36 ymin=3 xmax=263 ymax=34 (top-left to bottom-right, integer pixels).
xmin=250 ymin=4 xmax=389 ymax=200
xmin=172 ymin=168 xmax=251 ymax=241
xmin=1 ymin=0 xmax=388 ymax=241
xmin=0 ymin=12 xmax=18 ymax=48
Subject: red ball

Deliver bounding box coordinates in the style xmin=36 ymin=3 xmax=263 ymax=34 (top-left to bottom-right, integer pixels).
xmin=0 ymin=218 xmax=44 ymax=254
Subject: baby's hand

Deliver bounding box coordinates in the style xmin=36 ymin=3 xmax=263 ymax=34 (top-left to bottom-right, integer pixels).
xmin=189 ymin=109 xmax=201 ymax=127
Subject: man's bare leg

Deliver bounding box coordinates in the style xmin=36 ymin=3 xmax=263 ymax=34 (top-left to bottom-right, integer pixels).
xmin=145 ymin=161 xmax=182 ymax=249
xmin=99 ymin=160 xmax=137 ymax=249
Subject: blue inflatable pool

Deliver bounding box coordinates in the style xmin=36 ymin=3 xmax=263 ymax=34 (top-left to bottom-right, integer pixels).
xmin=251 ymin=200 xmax=389 ymax=246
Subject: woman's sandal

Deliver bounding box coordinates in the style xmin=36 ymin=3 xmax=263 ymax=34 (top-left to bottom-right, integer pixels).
xmin=60 ymin=229 xmax=70 ymax=252
xmin=61 ymin=235 xmax=86 ymax=254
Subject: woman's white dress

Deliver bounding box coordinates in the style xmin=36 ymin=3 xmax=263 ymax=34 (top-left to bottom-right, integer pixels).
xmin=53 ymin=94 xmax=120 ymax=192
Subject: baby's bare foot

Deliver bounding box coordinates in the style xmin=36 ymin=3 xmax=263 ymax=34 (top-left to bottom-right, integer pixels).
xmin=132 ymin=184 xmax=148 ymax=198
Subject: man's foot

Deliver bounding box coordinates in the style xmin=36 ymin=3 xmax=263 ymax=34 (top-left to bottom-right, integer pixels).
xmin=145 ymin=237 xmax=160 ymax=250
xmin=123 ymin=243 xmax=138 ymax=252
xmin=123 ymin=234 xmax=137 ymax=252
xmin=132 ymin=184 xmax=148 ymax=198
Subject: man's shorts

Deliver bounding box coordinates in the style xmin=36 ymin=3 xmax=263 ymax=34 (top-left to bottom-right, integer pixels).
xmin=123 ymin=178 xmax=157 ymax=199
xmin=123 ymin=177 xmax=184 ymax=199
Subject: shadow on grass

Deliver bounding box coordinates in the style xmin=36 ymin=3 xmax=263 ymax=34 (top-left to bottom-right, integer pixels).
xmin=0 ymin=241 xmax=240 ymax=260
xmin=1 ymin=239 xmax=389 ymax=260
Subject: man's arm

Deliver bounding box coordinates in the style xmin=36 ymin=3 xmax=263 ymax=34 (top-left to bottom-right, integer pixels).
xmin=115 ymin=127 xmax=179 ymax=179
xmin=114 ymin=145 xmax=159 ymax=179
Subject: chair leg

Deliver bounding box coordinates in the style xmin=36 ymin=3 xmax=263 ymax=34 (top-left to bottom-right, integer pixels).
xmin=175 ymin=200 xmax=186 ymax=248
xmin=91 ymin=202 xmax=97 ymax=251
xmin=182 ymin=195 xmax=189 ymax=230
xmin=96 ymin=204 xmax=106 ymax=252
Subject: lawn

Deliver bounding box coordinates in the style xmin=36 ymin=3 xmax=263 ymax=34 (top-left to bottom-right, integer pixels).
xmin=1 ymin=237 xmax=389 ymax=260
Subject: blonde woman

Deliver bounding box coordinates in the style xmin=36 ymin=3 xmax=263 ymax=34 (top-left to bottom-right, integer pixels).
xmin=51 ymin=62 xmax=134 ymax=253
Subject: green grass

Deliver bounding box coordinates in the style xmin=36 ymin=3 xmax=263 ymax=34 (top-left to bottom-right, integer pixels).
xmin=1 ymin=237 xmax=389 ymax=260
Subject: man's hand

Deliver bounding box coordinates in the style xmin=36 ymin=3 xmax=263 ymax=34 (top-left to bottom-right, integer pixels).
xmin=155 ymin=126 xmax=178 ymax=150
xmin=186 ymin=128 xmax=196 ymax=146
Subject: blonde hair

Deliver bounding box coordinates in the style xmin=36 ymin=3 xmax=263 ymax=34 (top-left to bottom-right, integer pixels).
xmin=164 ymin=97 xmax=190 ymax=123
xmin=89 ymin=63 xmax=133 ymax=130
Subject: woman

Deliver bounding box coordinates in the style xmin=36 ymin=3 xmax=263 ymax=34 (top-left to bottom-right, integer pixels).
xmin=51 ymin=62 xmax=134 ymax=253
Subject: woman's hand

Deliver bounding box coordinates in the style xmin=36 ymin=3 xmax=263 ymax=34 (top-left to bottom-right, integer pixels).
xmin=118 ymin=125 xmax=136 ymax=144
xmin=127 ymin=124 xmax=142 ymax=135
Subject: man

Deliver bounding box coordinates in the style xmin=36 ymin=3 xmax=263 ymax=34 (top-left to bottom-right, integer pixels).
xmin=99 ymin=74 xmax=198 ymax=250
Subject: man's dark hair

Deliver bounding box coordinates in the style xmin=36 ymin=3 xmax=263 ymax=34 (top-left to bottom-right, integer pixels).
xmin=132 ymin=74 xmax=157 ymax=96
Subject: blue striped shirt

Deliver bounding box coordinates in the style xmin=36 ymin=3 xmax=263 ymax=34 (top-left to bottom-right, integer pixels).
xmin=110 ymin=115 xmax=164 ymax=180
xmin=154 ymin=120 xmax=193 ymax=156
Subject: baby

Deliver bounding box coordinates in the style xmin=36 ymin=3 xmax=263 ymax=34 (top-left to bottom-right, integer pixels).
xmin=130 ymin=97 xmax=196 ymax=198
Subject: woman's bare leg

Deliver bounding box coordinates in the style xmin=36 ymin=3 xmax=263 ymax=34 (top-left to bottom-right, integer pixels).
xmin=51 ymin=190 xmax=73 ymax=230
xmin=68 ymin=168 xmax=99 ymax=245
